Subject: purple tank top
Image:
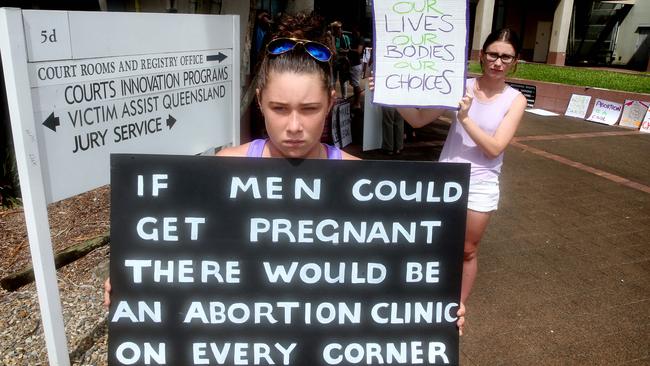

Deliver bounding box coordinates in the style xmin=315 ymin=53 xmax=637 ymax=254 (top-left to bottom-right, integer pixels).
xmin=439 ymin=78 xmax=521 ymax=182
xmin=246 ymin=139 xmax=342 ymax=159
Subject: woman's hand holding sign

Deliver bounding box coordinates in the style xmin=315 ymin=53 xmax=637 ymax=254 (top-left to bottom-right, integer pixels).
xmin=456 ymin=302 xmax=466 ymax=336
xmin=368 ymin=73 xmax=446 ymax=128
xmin=457 ymin=89 xmax=473 ymax=126
xmin=103 ymin=277 xmax=111 ymax=307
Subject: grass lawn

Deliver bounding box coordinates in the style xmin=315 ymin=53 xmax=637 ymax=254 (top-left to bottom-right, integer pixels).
xmin=468 ymin=61 xmax=650 ymax=94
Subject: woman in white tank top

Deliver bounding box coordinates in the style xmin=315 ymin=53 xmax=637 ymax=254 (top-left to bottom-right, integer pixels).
xmin=396 ymin=29 xmax=528 ymax=310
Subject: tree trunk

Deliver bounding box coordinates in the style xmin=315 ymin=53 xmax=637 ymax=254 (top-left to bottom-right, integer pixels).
xmin=0 ymin=233 xmax=110 ymax=291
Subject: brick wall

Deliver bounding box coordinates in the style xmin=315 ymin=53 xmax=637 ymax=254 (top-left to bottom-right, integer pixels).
xmin=468 ymin=73 xmax=650 ymax=114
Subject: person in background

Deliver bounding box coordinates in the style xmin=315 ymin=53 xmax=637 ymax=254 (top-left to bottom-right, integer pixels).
xmin=347 ymin=25 xmax=364 ymax=110
xmin=253 ymin=10 xmax=274 ymax=67
xmin=330 ymin=21 xmax=351 ymax=99
xmin=361 ymin=38 xmax=372 ymax=79
xmin=381 ymin=106 xmax=404 ymax=156
xmin=393 ymin=28 xmax=527 ymax=304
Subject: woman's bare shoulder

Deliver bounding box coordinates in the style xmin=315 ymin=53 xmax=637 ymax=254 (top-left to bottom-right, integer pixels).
xmin=341 ymin=151 xmax=360 ymax=160
xmin=215 ymin=144 xmax=250 ymax=157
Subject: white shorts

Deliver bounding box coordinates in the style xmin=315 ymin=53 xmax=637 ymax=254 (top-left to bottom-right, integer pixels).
xmin=349 ymin=65 xmax=362 ymax=87
xmin=467 ymin=177 xmax=500 ymax=212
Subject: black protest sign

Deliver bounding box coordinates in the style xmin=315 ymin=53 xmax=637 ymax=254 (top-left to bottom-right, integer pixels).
xmin=108 ymin=154 xmax=470 ymax=366
xmin=507 ymin=82 xmax=536 ymax=108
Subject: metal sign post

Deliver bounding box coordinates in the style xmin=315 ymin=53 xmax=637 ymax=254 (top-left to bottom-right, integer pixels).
xmin=0 ymin=8 xmax=71 ymax=366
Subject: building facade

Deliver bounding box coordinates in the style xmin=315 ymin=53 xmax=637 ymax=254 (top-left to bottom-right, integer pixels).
xmin=48 ymin=0 xmax=648 ymax=71
xmin=609 ymin=0 xmax=649 ymax=70
xmin=464 ymin=0 xmax=648 ymax=70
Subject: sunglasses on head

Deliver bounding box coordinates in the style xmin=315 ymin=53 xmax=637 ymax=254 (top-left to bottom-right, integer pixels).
xmin=266 ymin=37 xmax=332 ymax=63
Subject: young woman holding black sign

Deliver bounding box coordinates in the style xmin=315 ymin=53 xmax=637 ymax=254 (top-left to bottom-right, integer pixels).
xmin=105 ymin=14 xmax=466 ymax=334
xmin=372 ymin=29 xmax=527 ymax=305
xmin=217 ymin=14 xmax=356 ymax=160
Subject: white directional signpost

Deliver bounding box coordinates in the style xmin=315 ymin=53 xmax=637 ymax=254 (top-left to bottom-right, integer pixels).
xmin=0 ymin=8 xmax=240 ymax=365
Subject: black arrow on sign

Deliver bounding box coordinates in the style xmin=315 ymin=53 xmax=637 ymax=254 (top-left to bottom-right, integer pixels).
xmin=206 ymin=52 xmax=228 ymax=63
xmin=166 ymin=115 xmax=177 ymax=129
xmin=42 ymin=112 xmax=60 ymax=132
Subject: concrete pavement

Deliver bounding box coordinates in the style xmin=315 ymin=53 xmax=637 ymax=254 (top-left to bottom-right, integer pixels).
xmin=346 ymin=112 xmax=650 ymax=365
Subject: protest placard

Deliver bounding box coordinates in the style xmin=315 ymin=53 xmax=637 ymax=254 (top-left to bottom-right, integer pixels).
xmin=109 ymin=154 xmax=470 ymax=365
xmin=619 ymin=100 xmax=649 ymax=129
xmin=372 ymin=0 xmax=468 ymax=108
xmin=331 ymin=101 xmax=353 ymax=148
xmin=507 ymin=82 xmax=536 ymax=108
xmin=640 ymin=109 xmax=650 ymax=134
xmin=586 ymin=99 xmax=623 ymax=125
xmin=564 ymin=94 xmax=591 ymax=119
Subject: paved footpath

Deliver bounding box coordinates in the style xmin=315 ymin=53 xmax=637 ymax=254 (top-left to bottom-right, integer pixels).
xmin=347 ymin=112 xmax=650 ymax=365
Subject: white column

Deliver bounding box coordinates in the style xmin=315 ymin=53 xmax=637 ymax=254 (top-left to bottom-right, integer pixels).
xmin=547 ymin=0 xmax=574 ymax=65
xmin=471 ymin=0 xmax=495 ymax=60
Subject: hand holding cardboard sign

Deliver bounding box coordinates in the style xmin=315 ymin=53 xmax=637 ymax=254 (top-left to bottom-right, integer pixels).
xmin=457 ymin=302 xmax=466 ymax=336
xmin=103 ymin=278 xmax=111 ymax=308
xmin=458 ymin=92 xmax=473 ymax=125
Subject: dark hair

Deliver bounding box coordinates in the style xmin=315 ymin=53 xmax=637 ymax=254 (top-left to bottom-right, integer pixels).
xmin=481 ymin=28 xmax=521 ymax=55
xmin=256 ymin=13 xmax=333 ymax=98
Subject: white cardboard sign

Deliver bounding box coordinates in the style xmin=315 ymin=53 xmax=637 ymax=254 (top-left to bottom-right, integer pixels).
xmin=565 ymin=94 xmax=591 ymax=119
xmin=640 ymin=110 xmax=650 ymax=134
xmin=372 ymin=0 xmax=468 ymax=108
xmin=363 ymin=86 xmax=383 ymax=151
xmin=331 ymin=101 xmax=353 ymax=148
xmin=586 ymin=98 xmax=623 ymax=125
xmin=619 ymin=100 xmax=649 ymax=129
xmin=0 ymin=9 xmax=240 ymax=366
